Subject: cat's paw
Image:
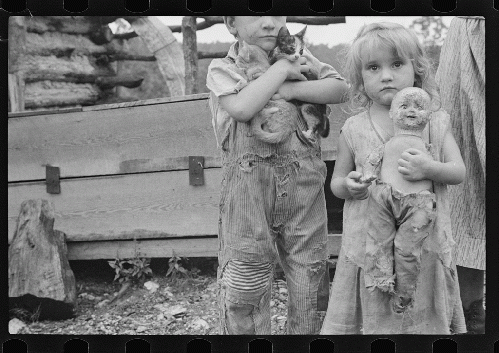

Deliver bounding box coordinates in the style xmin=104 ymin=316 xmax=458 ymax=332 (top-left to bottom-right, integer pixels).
xmin=302 ymin=130 xmax=316 ymax=142
xmin=251 ymin=72 xmax=264 ymax=80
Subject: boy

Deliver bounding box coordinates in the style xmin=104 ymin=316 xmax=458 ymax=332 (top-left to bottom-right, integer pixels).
xmin=206 ymin=16 xmax=348 ymax=334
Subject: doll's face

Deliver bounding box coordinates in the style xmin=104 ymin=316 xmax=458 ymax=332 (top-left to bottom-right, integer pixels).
xmin=390 ymin=87 xmax=431 ymax=131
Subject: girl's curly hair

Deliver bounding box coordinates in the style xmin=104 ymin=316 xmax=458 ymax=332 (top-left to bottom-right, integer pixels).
xmin=342 ymin=22 xmax=440 ymax=112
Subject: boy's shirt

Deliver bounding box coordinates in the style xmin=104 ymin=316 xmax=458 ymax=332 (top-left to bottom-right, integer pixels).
xmin=206 ymin=41 xmax=345 ymax=148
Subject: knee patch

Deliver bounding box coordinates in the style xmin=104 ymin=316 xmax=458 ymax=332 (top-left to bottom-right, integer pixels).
xmin=223 ymin=260 xmax=273 ymax=292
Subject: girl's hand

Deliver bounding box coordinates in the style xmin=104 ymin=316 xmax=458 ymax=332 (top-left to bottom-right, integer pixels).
xmin=345 ymin=171 xmax=370 ymax=200
xmin=272 ymin=56 xmax=309 ymax=82
xmin=398 ymin=148 xmax=434 ymax=181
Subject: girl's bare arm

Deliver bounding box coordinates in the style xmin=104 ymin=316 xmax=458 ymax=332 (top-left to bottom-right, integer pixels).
xmin=398 ymin=128 xmax=465 ymax=185
xmin=331 ymin=133 xmax=370 ymax=200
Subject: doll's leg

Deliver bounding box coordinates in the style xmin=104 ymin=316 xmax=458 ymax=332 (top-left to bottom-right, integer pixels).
xmin=392 ymin=193 xmax=436 ymax=312
xmin=364 ymin=185 xmax=397 ymax=293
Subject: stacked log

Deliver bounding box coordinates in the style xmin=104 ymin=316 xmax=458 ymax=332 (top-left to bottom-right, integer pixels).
xmin=9 ymin=199 xmax=77 ymax=320
xmin=9 ymin=16 xmax=183 ymax=111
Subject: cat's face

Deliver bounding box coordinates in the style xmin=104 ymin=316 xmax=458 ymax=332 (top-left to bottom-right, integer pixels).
xmin=273 ymin=26 xmax=307 ymax=61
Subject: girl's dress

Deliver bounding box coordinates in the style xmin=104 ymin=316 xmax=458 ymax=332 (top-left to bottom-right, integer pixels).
xmin=320 ymin=110 xmax=467 ymax=334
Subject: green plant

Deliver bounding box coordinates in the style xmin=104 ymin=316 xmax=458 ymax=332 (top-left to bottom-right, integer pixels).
xmin=108 ymin=257 xmax=152 ymax=283
xmin=166 ymin=254 xmax=190 ymax=281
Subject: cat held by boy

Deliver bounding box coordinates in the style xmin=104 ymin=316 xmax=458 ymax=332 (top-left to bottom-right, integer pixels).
xmin=235 ymin=26 xmax=330 ymax=145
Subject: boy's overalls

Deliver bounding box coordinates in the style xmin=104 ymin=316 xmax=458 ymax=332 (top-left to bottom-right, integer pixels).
xmin=216 ymin=71 xmax=330 ymax=334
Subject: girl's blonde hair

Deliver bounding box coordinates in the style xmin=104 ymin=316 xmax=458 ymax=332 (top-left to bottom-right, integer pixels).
xmin=344 ymin=22 xmax=440 ymax=111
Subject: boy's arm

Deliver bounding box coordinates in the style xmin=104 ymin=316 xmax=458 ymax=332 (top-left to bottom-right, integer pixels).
xmin=219 ymin=57 xmax=309 ymax=122
xmin=274 ymin=77 xmax=349 ymax=104
xmin=398 ymin=129 xmax=466 ymax=185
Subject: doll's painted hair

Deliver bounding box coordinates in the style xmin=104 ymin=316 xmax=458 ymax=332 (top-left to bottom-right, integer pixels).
xmin=343 ymin=22 xmax=440 ymax=111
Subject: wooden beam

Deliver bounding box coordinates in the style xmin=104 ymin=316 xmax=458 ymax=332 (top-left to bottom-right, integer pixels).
xmin=21 ymin=54 xmax=115 ymax=78
xmin=8 ymin=16 xmax=26 ymax=112
xmin=67 ymin=237 xmax=219 ymax=259
xmin=24 ymin=81 xmax=101 ymax=109
xmin=89 ymin=24 xmax=114 ymax=45
xmin=23 ymin=46 xmax=157 ymax=62
xmin=182 ymin=16 xmax=198 ymax=95
xmin=198 ymin=51 xmax=227 ymax=60
xmin=286 ymin=16 xmax=346 ymax=25
xmin=95 ymin=53 xmax=156 ymax=62
xmin=95 ymin=75 xmax=144 ymax=89
xmin=24 ymin=72 xmax=147 ymax=86
xmin=65 ymin=234 xmax=342 ymax=260
xmin=170 ymin=16 xmax=346 ymax=33
xmin=26 ymin=16 xmax=143 ymax=35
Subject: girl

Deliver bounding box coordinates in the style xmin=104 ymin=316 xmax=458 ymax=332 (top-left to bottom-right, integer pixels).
xmin=320 ymin=22 xmax=467 ymax=334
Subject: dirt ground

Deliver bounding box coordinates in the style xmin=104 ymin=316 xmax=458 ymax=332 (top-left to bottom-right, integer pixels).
xmin=9 ymin=258 xmax=336 ymax=335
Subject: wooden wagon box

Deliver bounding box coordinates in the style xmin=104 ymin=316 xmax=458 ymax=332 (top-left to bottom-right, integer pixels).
xmin=8 ymin=93 xmax=343 ymax=260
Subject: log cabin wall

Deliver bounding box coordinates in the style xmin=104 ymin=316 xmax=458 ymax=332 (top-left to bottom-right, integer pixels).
xmin=9 ymin=16 xmax=184 ymax=112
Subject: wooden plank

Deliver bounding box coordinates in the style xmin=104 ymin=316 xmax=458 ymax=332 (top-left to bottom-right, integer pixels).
xmin=81 ymin=93 xmax=209 ymax=112
xmin=8 ymin=169 xmax=222 ymax=244
xmin=8 ymin=96 xmax=219 ymax=182
xmin=8 ymin=94 xmax=344 ymax=182
xmin=65 ymin=234 xmax=342 ymax=260
xmin=67 ymin=237 xmax=219 ymax=260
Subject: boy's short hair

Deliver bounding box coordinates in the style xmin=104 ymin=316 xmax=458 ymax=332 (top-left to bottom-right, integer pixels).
xmin=344 ymin=22 xmax=439 ymax=110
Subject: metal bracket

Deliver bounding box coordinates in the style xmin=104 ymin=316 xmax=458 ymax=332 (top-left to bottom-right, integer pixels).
xmin=189 ymin=156 xmax=205 ymax=186
xmin=46 ymin=165 xmax=60 ymax=194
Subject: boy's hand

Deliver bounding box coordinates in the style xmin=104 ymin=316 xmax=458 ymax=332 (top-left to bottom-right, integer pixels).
xmin=273 ymin=56 xmax=309 ymax=82
xmin=271 ymin=81 xmax=294 ymax=101
xmin=398 ymin=148 xmax=434 ymax=181
xmin=345 ymin=171 xmax=370 ymax=200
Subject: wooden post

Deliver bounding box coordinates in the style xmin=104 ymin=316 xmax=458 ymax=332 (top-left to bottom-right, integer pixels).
xmin=9 ymin=199 xmax=77 ymax=320
xmin=8 ymin=16 xmax=26 ymax=112
xmin=182 ymin=16 xmax=198 ymax=95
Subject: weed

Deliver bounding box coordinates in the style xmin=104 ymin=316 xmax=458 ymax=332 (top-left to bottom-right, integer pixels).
xmin=108 ymin=257 xmax=152 ymax=284
xmin=9 ymin=304 xmax=41 ymax=323
xmin=166 ymin=253 xmax=190 ymax=282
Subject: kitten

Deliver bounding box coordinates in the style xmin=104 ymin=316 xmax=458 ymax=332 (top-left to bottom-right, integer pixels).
xmin=235 ymin=26 xmax=330 ymax=145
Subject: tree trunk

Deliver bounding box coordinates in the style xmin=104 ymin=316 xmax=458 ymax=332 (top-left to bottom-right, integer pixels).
xmin=182 ymin=16 xmax=198 ymax=95
xmin=9 ymin=199 xmax=77 ymax=320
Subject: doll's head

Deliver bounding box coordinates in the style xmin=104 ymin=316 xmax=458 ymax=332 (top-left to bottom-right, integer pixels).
xmin=390 ymin=87 xmax=432 ymax=134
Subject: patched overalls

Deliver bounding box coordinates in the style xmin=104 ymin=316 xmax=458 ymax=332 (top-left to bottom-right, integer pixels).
xmin=216 ymin=87 xmax=330 ymax=335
